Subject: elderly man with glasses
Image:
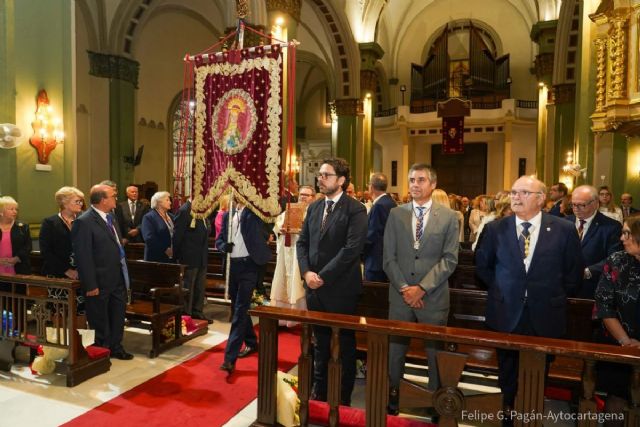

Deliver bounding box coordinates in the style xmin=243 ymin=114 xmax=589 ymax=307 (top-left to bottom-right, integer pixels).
xmin=475 ymin=175 xmax=583 ymax=419
xmin=565 ymin=185 xmax=622 ymax=299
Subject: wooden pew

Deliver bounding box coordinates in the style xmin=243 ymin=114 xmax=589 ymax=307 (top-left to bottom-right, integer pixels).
xmin=125 ymin=260 xmax=209 ymax=358
xmin=30 ymin=252 xmax=209 ymax=358
xmin=356 ymin=281 xmax=595 ymax=389
xmin=0 ymin=274 xmax=111 ymax=386
xmin=251 ymin=306 xmax=640 ymax=427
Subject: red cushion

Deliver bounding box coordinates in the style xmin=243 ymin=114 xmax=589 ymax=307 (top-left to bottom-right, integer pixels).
xmin=308 ymin=400 xmax=435 ymax=427
xmin=86 ymin=346 xmax=110 ymax=360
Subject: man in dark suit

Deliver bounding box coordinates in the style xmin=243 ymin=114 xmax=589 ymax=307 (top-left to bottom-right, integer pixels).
xmin=621 ymin=193 xmax=639 ymax=219
xmin=475 ymin=176 xmax=582 ymax=411
xmin=115 ymin=185 xmax=149 ymax=244
xmin=547 ymin=182 xmax=568 ymax=217
xmin=72 ymin=184 xmax=133 ymax=360
xmin=461 ymin=196 xmax=471 ymax=242
xmin=297 ymin=157 xmax=368 ymax=406
xmin=364 ymin=172 xmax=396 ymax=281
xmin=216 ymin=201 xmax=271 ymax=374
xmin=566 ymin=185 xmax=622 ymax=299
xmin=383 ymin=164 xmax=459 ymax=415
xmin=173 ymin=200 xmax=212 ymax=322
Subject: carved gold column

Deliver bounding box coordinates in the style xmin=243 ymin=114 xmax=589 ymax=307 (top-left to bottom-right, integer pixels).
xmin=594 ymin=37 xmax=607 ymax=112
xmin=607 ymin=13 xmax=627 ymax=100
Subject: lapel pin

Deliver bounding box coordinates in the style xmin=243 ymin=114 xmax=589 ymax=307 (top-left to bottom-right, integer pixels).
xmin=546 ymin=227 xmax=551 ymax=231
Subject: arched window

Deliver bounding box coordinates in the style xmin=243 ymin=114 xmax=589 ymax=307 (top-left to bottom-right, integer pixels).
xmin=169 ymin=91 xmax=195 ymax=201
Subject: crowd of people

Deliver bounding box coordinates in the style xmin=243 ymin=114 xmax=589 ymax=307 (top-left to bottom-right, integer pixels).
xmin=1 ymin=159 xmax=640 ymax=424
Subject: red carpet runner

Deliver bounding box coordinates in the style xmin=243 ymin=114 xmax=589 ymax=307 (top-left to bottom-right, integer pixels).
xmin=64 ymin=329 xmax=301 ymax=427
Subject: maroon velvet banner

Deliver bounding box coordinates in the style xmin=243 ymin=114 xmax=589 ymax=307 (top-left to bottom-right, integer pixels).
xmin=442 ymin=116 xmax=464 ymax=154
xmin=190 ymin=45 xmax=284 ymax=222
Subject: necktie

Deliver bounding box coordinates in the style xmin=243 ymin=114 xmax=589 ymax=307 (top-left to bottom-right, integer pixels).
xmin=130 ymin=201 xmax=136 ymax=218
xmin=321 ymin=200 xmax=334 ymax=232
xmin=578 ymin=219 xmax=586 ymax=240
xmin=415 ymin=206 xmax=426 ymax=241
xmin=519 ymin=222 xmax=532 ymax=259
xmin=107 ymin=214 xmax=130 ymax=289
xmin=625 ymin=207 xmax=630 ymax=218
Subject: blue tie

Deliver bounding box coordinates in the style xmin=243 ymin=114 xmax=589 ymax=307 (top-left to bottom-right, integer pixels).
xmin=107 ymin=213 xmax=130 ymax=289
xmin=519 ymin=222 xmax=532 ymax=259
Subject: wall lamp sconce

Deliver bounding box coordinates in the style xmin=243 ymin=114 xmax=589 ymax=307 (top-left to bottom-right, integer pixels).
xmin=29 ymin=90 xmax=64 ymax=165
xmin=400 ymin=84 xmax=407 ymax=105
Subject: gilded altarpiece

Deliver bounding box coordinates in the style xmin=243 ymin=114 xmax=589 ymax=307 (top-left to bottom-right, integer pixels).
xmin=590 ymin=3 xmax=640 ymax=136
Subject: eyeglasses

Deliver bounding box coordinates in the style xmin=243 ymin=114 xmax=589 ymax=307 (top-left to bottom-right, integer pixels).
xmin=317 ymin=173 xmax=337 ymax=180
xmin=599 ymin=192 xmax=611 ymax=197
xmin=509 ymin=190 xmax=542 ymax=198
xmin=570 ymin=200 xmax=594 ymax=210
xmin=71 ymin=200 xmax=83 ymax=205
xmin=622 ymin=230 xmax=632 ymax=239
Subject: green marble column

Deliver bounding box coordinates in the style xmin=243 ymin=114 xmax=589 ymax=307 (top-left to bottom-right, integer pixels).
xmin=0 ymin=0 xmax=16 ymax=197
xmin=331 ymin=99 xmax=362 ymax=184
xmin=531 ymin=20 xmax=557 ymax=180
xmin=358 ymin=42 xmax=384 ymax=189
xmin=551 ymin=85 xmax=577 ymax=183
xmin=88 ymin=52 xmax=139 ymax=192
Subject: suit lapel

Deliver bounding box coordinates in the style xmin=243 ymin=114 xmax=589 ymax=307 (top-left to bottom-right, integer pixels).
xmin=92 ymin=209 xmax=120 ymax=247
xmin=528 ymin=214 xmax=551 ymax=273
xmin=581 ymin=215 xmax=599 ymax=246
xmin=504 ymin=216 xmax=526 ymax=274
xmin=420 ymin=203 xmax=441 ymax=246
xmin=400 ymin=203 xmax=415 ymax=243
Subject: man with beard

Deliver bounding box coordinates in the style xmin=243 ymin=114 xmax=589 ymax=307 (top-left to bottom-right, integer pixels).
xmin=297 ymin=157 xmax=368 ymax=406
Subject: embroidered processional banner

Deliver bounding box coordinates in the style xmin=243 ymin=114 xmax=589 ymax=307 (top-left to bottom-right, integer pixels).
xmin=190 ymin=45 xmax=283 ymax=222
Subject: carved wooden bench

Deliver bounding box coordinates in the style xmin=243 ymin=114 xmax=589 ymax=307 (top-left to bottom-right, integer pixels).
xmin=0 ymin=274 xmax=111 ymax=386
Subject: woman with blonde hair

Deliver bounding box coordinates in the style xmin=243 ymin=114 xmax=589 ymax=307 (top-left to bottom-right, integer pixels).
xmin=472 ymin=195 xmax=511 ymax=251
xmin=0 ymin=196 xmax=31 ymax=275
xmin=40 ymin=186 xmax=85 ymax=278
xmin=599 ymin=186 xmax=623 ymax=224
xmin=469 ymin=195 xmax=493 ymax=242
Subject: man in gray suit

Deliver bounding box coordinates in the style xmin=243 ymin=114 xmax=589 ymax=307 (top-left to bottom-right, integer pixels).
xmin=383 ymin=163 xmax=459 ymax=415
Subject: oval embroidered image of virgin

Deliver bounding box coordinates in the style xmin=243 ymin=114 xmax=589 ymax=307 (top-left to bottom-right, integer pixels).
xmin=212 ymin=89 xmax=257 ymax=155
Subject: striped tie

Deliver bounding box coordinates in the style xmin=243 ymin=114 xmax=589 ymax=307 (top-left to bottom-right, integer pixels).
xmin=321 ymin=200 xmax=334 ymax=232
xmin=578 ymin=219 xmax=586 ymax=240
xmin=415 ymin=207 xmax=425 ymax=241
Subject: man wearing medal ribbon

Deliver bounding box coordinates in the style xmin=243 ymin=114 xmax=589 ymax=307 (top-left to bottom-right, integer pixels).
xmin=382 ymin=163 xmax=459 ymax=415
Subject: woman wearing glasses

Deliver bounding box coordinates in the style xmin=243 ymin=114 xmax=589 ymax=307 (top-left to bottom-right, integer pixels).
xmin=599 ymin=186 xmax=623 ymax=225
xmin=595 ymin=217 xmax=640 ymax=422
xmin=40 ymin=186 xmax=85 ymax=279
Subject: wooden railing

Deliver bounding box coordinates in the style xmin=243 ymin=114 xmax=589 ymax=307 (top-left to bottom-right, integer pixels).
xmin=249 ymin=306 xmax=640 ymax=427
xmin=0 ymin=274 xmax=111 ymax=386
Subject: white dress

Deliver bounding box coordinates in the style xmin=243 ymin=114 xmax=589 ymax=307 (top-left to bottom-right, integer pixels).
xmin=600 ymin=207 xmax=623 ymax=225
xmin=269 ymin=210 xmax=307 ymax=327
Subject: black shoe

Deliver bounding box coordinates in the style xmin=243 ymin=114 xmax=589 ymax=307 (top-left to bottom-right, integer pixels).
xmin=111 ymin=350 xmax=134 ymax=360
xmin=192 ymin=312 xmax=214 ymax=324
xmin=220 ymin=361 xmax=235 ymax=374
xmin=387 ymin=386 xmax=399 ymax=415
xmin=238 ymin=345 xmax=257 ymax=358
